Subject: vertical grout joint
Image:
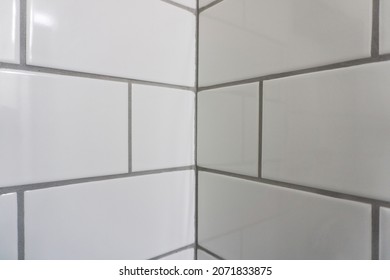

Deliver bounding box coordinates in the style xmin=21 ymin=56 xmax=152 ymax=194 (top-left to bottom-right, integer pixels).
xmin=372 ymin=204 xmax=380 ymax=260
xmin=20 ymin=0 xmax=27 ymax=65
xmin=128 ymin=82 xmax=132 ymax=174
xmin=17 ymin=192 xmax=25 ymax=260
xmin=372 ymin=0 xmax=380 ymax=57
xmin=258 ymin=81 xmax=263 ymax=179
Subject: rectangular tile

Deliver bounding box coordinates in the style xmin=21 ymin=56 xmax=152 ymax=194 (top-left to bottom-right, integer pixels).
xmin=0 ymin=194 xmax=18 ymax=260
xmin=25 ymin=171 xmax=195 ymax=260
xmin=199 ymin=0 xmax=372 ymax=86
xmin=0 ymin=0 xmax=19 ymax=63
xmin=198 ymin=83 xmax=259 ymax=177
xmin=380 ymin=207 xmax=390 ymax=259
xmin=0 ymin=70 xmax=128 ymax=187
xmin=132 ymin=84 xmax=194 ymax=171
xmin=199 ymin=172 xmax=371 ymax=259
xmin=27 ymin=0 xmax=195 ymax=86
xmin=161 ymin=249 xmax=194 ymax=260
xmin=380 ymin=0 xmax=390 ymax=54
xmin=263 ymin=61 xmax=390 ymax=201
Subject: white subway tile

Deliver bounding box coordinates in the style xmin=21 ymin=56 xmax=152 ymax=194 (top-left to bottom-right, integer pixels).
xmin=380 ymin=0 xmax=390 ymax=54
xmin=132 ymin=84 xmax=194 ymax=171
xmin=161 ymin=249 xmax=194 ymax=260
xmin=199 ymin=0 xmax=372 ymax=86
xmin=199 ymin=172 xmax=371 ymax=259
xmin=0 ymin=70 xmax=128 ymax=187
xmin=0 ymin=0 xmax=19 ymax=63
xmin=0 ymin=194 xmax=18 ymax=260
xmin=198 ymin=83 xmax=259 ymax=176
xmin=27 ymin=0 xmax=195 ymax=86
xmin=380 ymin=207 xmax=390 ymax=260
xmin=197 ymin=250 xmax=219 ymax=260
xmin=25 ymin=171 xmax=194 ymax=260
xmin=263 ymin=61 xmax=390 ymax=201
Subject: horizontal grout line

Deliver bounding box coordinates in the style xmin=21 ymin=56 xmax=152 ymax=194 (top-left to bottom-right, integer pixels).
xmin=198 ymin=167 xmax=390 ymax=208
xmin=160 ymin=0 xmax=196 ymax=14
xmin=197 ymin=245 xmax=225 ymax=260
xmin=0 ymin=63 xmax=196 ymax=92
xmin=149 ymin=243 xmax=195 ymax=260
xmin=0 ymin=165 xmax=195 ymax=195
xmin=198 ymin=54 xmax=390 ymax=91
xmin=199 ymin=0 xmax=225 ymax=13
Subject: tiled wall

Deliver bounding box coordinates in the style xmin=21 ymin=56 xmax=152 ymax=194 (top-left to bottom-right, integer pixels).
xmin=3 ymin=0 xmax=390 ymax=261
xmin=198 ymin=0 xmax=390 ymax=260
xmin=0 ymin=0 xmax=195 ymax=260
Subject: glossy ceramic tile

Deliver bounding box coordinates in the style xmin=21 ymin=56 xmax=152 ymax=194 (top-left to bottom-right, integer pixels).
xmin=0 ymin=70 xmax=128 ymax=187
xmin=380 ymin=0 xmax=390 ymax=54
xmin=199 ymin=0 xmax=372 ymax=86
xmin=198 ymin=83 xmax=259 ymax=176
xmin=263 ymin=61 xmax=390 ymax=201
xmin=0 ymin=0 xmax=19 ymax=63
xmin=197 ymin=250 xmax=218 ymax=260
xmin=198 ymin=172 xmax=371 ymax=259
xmin=380 ymin=207 xmax=390 ymax=260
xmin=0 ymin=194 xmax=17 ymax=260
xmin=166 ymin=0 xmax=196 ymax=9
xmin=132 ymin=84 xmax=194 ymax=171
xmin=27 ymin=0 xmax=195 ymax=86
xmin=161 ymin=249 xmax=194 ymax=260
xmin=25 ymin=171 xmax=194 ymax=260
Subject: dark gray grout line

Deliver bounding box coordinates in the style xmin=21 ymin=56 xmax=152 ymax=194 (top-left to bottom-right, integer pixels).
xmin=194 ymin=0 xmax=200 ymax=261
xmin=17 ymin=192 xmax=25 ymax=260
xmin=0 ymin=62 xmax=195 ymax=92
xmin=371 ymin=0 xmax=381 ymax=260
xmin=198 ymin=54 xmax=390 ymax=91
xmin=128 ymin=83 xmax=133 ymax=173
xmin=199 ymin=0 xmax=225 ymax=13
xmin=258 ymin=82 xmax=263 ymax=179
xmin=372 ymin=205 xmax=380 ymax=260
xmin=160 ymin=0 xmax=196 ymax=14
xmin=197 ymin=245 xmax=225 ymax=260
xmin=19 ymin=0 xmax=27 ymax=65
xmin=150 ymin=243 xmax=195 ymax=260
xmin=0 ymin=166 xmax=195 ymax=195
xmin=372 ymin=0 xmax=380 ymax=57
xmin=198 ymin=167 xmax=390 ymax=208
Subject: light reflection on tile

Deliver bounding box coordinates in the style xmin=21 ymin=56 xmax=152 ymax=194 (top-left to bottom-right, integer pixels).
xmin=25 ymin=171 xmax=195 ymax=260
xmin=0 ymin=0 xmax=20 ymax=63
xmin=0 ymin=70 xmax=128 ymax=187
xmin=263 ymin=61 xmax=390 ymax=201
xmin=199 ymin=172 xmax=371 ymax=259
xmin=27 ymin=0 xmax=195 ymax=86
xmin=132 ymin=84 xmax=194 ymax=171
xmin=198 ymin=83 xmax=259 ymax=177
xmin=199 ymin=0 xmax=371 ymax=86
